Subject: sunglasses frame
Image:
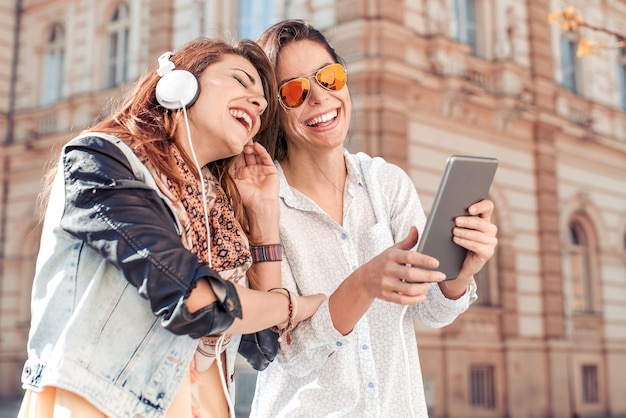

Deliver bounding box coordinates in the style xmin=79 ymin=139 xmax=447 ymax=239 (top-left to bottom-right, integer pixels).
xmin=278 ymin=63 xmax=347 ymax=109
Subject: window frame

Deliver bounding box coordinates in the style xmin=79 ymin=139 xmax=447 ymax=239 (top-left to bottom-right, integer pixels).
xmin=469 ymin=364 xmax=496 ymax=409
xmin=106 ymin=2 xmax=130 ymax=88
xmin=560 ymin=31 xmax=582 ymax=94
xmin=618 ymin=47 xmax=626 ymax=110
xmin=581 ymin=364 xmax=599 ymax=404
xmin=453 ymin=0 xmax=485 ymax=56
xmin=40 ymin=23 xmax=65 ymax=106
xmin=566 ymin=218 xmax=597 ymax=314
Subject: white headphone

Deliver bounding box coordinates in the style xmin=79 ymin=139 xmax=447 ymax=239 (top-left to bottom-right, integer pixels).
xmin=155 ymin=51 xmax=200 ymax=110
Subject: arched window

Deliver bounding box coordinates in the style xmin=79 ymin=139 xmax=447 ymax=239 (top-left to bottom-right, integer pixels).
xmin=567 ymin=220 xmax=594 ymax=313
xmin=560 ymin=32 xmax=581 ymax=94
xmin=41 ymin=24 xmax=65 ymax=106
xmin=107 ymin=2 xmax=130 ymax=88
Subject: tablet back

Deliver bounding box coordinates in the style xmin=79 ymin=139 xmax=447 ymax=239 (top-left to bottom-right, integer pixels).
xmin=417 ymin=155 xmax=498 ymax=280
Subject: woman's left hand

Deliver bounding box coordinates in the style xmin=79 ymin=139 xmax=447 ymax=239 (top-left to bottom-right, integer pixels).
xmin=232 ymin=142 xmax=279 ymax=208
xmin=454 ymin=199 xmax=498 ymax=279
xmin=232 ymin=142 xmax=280 ymax=244
xmin=439 ymin=199 xmax=497 ymax=299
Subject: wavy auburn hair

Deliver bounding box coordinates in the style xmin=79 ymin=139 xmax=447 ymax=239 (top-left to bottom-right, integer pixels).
xmin=82 ymin=38 xmax=279 ymax=231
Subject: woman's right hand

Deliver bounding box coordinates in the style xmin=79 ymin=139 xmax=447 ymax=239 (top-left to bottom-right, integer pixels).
xmin=358 ymin=226 xmax=446 ymax=305
xmin=292 ymin=293 xmax=326 ymax=327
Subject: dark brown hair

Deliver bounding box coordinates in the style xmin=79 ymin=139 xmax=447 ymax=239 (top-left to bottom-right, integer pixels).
xmin=256 ymin=20 xmax=344 ymax=161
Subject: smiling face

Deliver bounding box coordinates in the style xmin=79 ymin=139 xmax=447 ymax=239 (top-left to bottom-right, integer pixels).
xmin=179 ymin=53 xmax=268 ymax=166
xmin=276 ymin=40 xmax=351 ymax=155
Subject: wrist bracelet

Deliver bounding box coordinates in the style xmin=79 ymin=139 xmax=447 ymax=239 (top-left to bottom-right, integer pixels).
xmin=250 ymin=244 xmax=282 ymax=263
xmin=268 ymin=287 xmax=297 ymax=345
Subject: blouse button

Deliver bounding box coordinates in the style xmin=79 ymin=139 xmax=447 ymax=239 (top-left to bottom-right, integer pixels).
xmin=336 ymin=341 xmax=343 ymax=347
xmin=341 ymin=233 xmax=347 ymax=240
xmin=362 ymin=344 xmax=368 ymax=350
xmin=368 ymin=382 xmax=375 ymax=388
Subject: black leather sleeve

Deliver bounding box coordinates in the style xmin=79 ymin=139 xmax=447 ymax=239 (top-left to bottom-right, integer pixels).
xmin=59 ymin=135 xmax=242 ymax=338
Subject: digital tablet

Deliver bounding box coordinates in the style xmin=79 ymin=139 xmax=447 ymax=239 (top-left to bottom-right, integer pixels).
xmin=416 ymin=155 xmax=498 ymax=280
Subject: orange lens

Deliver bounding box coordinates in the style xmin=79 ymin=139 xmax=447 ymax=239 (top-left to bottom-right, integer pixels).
xmin=316 ymin=64 xmax=347 ymax=91
xmin=278 ymin=63 xmax=347 ymax=109
xmin=279 ymin=78 xmax=310 ymax=108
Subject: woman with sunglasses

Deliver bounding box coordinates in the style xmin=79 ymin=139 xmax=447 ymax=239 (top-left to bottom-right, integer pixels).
xmin=251 ymin=20 xmax=498 ymax=417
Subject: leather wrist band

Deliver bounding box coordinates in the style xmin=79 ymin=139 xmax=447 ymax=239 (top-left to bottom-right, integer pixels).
xmin=250 ymin=244 xmax=282 ymax=263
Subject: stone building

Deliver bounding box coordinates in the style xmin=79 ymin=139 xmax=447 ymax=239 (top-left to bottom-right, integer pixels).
xmin=0 ymin=0 xmax=625 ymax=417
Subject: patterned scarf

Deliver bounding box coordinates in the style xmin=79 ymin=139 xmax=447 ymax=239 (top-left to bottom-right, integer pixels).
xmin=137 ymin=144 xmax=251 ymax=275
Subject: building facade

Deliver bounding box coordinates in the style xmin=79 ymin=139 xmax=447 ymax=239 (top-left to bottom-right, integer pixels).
xmin=0 ymin=0 xmax=625 ymax=417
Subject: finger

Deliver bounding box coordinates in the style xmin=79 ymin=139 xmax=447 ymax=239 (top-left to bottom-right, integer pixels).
xmin=251 ymin=142 xmax=275 ymax=167
xmin=454 ymin=222 xmax=498 ymax=243
xmin=468 ymin=199 xmax=494 ymax=217
xmin=379 ymin=282 xmax=431 ymax=305
xmin=242 ymin=146 xmax=258 ymax=166
xmin=393 ymin=226 xmax=419 ymax=251
xmin=457 ymin=232 xmax=497 ymax=253
xmin=399 ymin=265 xmax=446 ymax=283
xmin=381 ymin=292 xmax=427 ymax=306
xmin=232 ymin=153 xmax=246 ymax=174
xmin=455 ymin=216 xmax=497 ymax=235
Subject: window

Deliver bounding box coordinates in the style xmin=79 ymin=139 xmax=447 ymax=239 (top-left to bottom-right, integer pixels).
xmin=238 ymin=0 xmax=274 ymax=41
xmin=560 ymin=32 xmax=581 ymax=93
xmin=618 ymin=47 xmax=626 ymax=110
xmin=568 ymin=221 xmax=593 ymax=313
xmin=582 ymin=364 xmax=599 ymax=403
xmin=454 ymin=0 xmax=481 ymax=55
xmin=41 ymin=24 xmax=65 ymax=106
xmin=469 ymin=364 xmax=496 ymax=409
xmin=107 ymin=3 xmax=130 ymax=88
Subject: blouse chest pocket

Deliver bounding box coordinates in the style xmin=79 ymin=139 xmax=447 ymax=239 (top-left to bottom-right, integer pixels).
xmin=358 ymin=221 xmax=394 ymax=260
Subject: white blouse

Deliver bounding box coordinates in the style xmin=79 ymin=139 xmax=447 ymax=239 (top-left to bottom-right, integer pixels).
xmin=250 ymin=150 xmax=477 ymax=418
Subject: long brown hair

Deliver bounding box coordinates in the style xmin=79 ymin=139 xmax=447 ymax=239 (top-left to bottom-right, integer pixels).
xmin=256 ymin=20 xmax=344 ymax=161
xmin=44 ymin=38 xmax=278 ymax=232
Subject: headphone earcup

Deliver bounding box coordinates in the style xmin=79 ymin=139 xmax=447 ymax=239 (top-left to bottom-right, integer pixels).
xmin=155 ymin=70 xmax=200 ymax=110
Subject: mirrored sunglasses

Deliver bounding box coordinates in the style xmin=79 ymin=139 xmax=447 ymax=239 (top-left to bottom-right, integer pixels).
xmin=278 ymin=63 xmax=347 ymax=109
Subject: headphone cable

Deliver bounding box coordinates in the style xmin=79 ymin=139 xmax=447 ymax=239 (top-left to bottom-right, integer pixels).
xmin=181 ymin=104 xmax=213 ymax=269
xmin=182 ymin=103 xmax=235 ymax=417
xmin=400 ymin=304 xmax=418 ymax=418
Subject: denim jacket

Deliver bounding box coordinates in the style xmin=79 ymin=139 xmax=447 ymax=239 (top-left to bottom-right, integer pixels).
xmin=21 ymin=133 xmax=242 ymax=418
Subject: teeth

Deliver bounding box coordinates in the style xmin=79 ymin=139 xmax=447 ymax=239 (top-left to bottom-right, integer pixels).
xmin=230 ymin=109 xmax=252 ymax=133
xmin=305 ymin=109 xmax=338 ymax=126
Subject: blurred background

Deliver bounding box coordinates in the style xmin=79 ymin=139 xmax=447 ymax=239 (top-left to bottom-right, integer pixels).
xmin=0 ymin=0 xmax=625 ymax=417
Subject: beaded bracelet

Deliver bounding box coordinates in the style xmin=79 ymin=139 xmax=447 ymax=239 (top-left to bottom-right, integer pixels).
xmin=268 ymin=287 xmax=297 ymax=345
xmin=250 ymin=244 xmax=283 ymax=263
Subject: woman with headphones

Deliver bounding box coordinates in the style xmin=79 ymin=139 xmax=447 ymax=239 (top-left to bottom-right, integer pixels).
xmin=18 ymin=37 xmax=324 ymax=418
